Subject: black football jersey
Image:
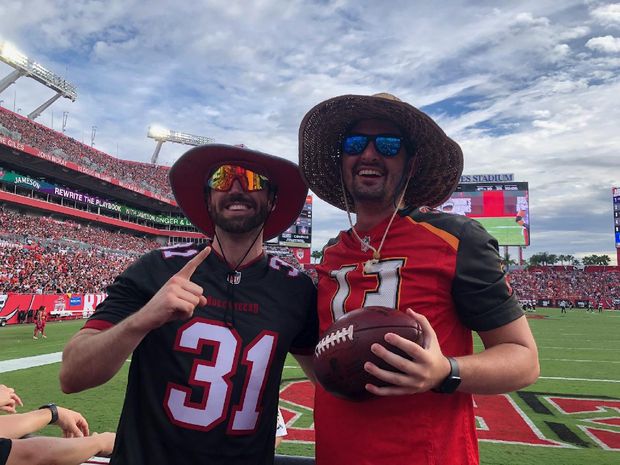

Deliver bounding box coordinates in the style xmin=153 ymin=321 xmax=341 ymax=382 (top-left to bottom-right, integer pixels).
xmin=85 ymin=243 xmax=318 ymax=465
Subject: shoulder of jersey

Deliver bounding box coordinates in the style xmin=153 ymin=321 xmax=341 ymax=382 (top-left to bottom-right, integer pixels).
xmin=407 ymin=206 xmax=477 ymax=238
xmin=144 ymin=242 xmax=207 ymax=271
xmin=266 ymin=254 xmax=312 ymax=283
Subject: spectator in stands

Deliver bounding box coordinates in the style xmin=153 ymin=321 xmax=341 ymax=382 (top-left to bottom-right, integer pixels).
xmin=0 ymin=400 xmax=115 ymax=465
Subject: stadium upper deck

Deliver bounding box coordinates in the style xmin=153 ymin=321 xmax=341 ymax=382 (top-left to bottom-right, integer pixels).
xmin=0 ymin=106 xmax=205 ymax=242
xmin=0 ymin=107 xmax=173 ymax=203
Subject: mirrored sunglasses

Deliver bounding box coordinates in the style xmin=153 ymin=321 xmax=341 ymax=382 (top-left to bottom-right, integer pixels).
xmin=342 ymin=134 xmax=403 ymax=158
xmin=207 ymin=165 xmax=270 ymax=192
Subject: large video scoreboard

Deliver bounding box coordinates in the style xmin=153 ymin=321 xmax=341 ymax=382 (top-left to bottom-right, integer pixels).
xmin=439 ymin=182 xmax=530 ymax=247
xmin=614 ymin=187 xmax=620 ymax=247
xmin=278 ymin=194 xmax=312 ymax=248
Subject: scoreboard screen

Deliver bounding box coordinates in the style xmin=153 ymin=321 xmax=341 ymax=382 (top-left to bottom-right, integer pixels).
xmin=439 ymin=182 xmax=530 ymax=246
xmin=278 ymin=195 xmax=312 ymax=248
xmin=613 ymin=187 xmax=620 ymax=247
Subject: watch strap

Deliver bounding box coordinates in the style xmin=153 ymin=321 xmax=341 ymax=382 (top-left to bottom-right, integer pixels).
xmin=433 ymin=356 xmax=461 ymax=394
xmin=39 ymin=403 xmax=58 ymax=424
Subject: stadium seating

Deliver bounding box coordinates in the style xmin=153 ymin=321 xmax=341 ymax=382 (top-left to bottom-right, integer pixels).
xmin=0 ymin=109 xmax=172 ymax=199
xmin=509 ymin=268 xmax=619 ymax=308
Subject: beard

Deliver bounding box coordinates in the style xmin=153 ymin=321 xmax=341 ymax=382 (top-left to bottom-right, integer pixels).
xmin=350 ymin=177 xmax=388 ymax=202
xmin=209 ymin=193 xmax=270 ymax=234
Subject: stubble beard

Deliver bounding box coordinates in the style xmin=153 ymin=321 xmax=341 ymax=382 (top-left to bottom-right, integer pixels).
xmin=209 ymin=195 xmax=270 ymax=234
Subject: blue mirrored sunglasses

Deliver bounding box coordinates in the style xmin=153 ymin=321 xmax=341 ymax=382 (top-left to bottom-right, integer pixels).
xmin=342 ymin=134 xmax=403 ymax=157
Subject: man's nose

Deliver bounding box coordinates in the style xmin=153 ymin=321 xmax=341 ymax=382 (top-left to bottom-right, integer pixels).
xmin=359 ymin=140 xmax=380 ymax=162
xmin=229 ymin=179 xmax=245 ymax=193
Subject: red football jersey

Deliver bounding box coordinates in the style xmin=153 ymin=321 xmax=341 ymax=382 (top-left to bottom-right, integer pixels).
xmin=315 ymin=207 xmax=522 ymax=465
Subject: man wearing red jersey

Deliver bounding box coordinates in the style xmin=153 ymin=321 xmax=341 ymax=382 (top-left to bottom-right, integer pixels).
xmin=299 ymin=93 xmax=540 ymax=465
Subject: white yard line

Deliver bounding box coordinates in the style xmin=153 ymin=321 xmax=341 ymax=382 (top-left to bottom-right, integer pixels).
xmin=0 ymin=352 xmax=63 ymax=373
xmin=539 ymin=376 xmax=620 ymax=383
xmin=0 ymin=353 xmax=131 ymax=374
xmin=540 ymin=358 xmax=620 ymax=364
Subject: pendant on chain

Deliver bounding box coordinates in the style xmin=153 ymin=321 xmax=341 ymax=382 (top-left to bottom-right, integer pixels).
xmin=227 ymin=271 xmax=242 ymax=285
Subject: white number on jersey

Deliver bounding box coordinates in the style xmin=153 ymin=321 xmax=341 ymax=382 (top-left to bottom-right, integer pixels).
xmin=164 ymin=318 xmax=277 ymax=433
xmin=329 ymin=259 xmax=405 ymax=320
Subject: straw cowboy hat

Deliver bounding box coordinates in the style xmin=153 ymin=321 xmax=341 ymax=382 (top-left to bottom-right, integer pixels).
xmin=298 ymin=93 xmax=463 ymax=211
xmin=169 ymin=144 xmax=308 ymax=240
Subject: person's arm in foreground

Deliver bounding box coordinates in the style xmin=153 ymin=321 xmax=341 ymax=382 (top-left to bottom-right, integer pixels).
xmin=0 ymin=386 xmax=22 ymax=414
xmin=0 ymin=405 xmax=89 ymax=439
xmin=6 ymin=432 xmax=115 ymax=465
xmin=60 ymin=247 xmax=210 ymax=393
xmin=364 ymin=309 xmax=539 ymax=396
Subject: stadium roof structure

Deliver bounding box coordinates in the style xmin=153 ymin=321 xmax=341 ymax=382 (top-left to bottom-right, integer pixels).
xmin=0 ymin=41 xmax=77 ymax=120
xmin=147 ymin=126 xmax=215 ymax=164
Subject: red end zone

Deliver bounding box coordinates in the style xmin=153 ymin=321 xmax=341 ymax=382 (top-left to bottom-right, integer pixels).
xmin=279 ymin=381 xmax=620 ymax=450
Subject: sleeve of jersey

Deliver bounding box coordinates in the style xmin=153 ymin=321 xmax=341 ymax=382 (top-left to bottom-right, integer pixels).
xmin=289 ymin=280 xmax=319 ymax=355
xmin=452 ymin=220 xmax=524 ymax=332
xmin=83 ymin=255 xmax=153 ymax=331
xmin=0 ymin=438 xmax=12 ymax=465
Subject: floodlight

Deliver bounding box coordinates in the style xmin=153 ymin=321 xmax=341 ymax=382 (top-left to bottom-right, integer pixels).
xmin=147 ymin=125 xmax=214 ymax=164
xmin=0 ymin=40 xmax=77 ymax=120
xmin=148 ymin=125 xmax=171 ymax=140
xmin=0 ymin=43 xmax=26 ymax=66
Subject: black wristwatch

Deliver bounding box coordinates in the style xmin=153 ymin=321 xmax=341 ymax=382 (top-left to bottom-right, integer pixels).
xmin=433 ymin=357 xmax=461 ymax=394
xmin=39 ymin=403 xmax=59 ymax=424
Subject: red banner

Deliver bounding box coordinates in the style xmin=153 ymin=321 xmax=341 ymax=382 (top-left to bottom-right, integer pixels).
xmin=0 ymin=293 xmax=106 ymax=324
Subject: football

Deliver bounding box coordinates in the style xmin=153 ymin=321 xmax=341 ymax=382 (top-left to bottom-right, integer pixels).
xmin=313 ymin=306 xmax=423 ymax=401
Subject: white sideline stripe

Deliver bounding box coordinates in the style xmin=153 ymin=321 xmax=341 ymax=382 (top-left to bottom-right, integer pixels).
xmin=0 ymin=352 xmax=63 ymax=373
xmin=540 ymin=346 xmax=620 ymax=351
xmin=540 ymin=358 xmax=620 ymax=364
xmin=539 ymin=376 xmax=620 ymax=383
xmin=0 ymin=353 xmax=131 ymax=373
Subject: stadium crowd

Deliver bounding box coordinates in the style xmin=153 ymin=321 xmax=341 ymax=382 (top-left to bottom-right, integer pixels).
xmin=0 ymin=108 xmax=172 ymax=199
xmin=0 ymin=208 xmax=159 ymax=294
xmin=509 ymin=268 xmax=620 ymax=308
xmin=0 ymin=242 xmax=135 ymax=294
xmin=0 ymin=207 xmax=315 ymax=293
xmin=0 ymin=208 xmax=161 ymax=252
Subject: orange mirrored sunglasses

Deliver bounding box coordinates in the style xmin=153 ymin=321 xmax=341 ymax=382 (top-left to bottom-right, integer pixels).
xmin=207 ymin=165 xmax=270 ymax=192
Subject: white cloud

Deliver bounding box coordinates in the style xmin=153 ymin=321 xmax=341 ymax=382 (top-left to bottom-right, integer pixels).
xmin=591 ymin=3 xmax=620 ymax=25
xmin=586 ymin=35 xmax=620 ymax=52
xmin=0 ymin=0 xmax=618 ymax=263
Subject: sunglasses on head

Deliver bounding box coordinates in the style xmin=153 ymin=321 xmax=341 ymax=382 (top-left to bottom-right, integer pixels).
xmin=342 ymin=134 xmax=404 ymax=158
xmin=207 ymin=165 xmax=270 ymax=192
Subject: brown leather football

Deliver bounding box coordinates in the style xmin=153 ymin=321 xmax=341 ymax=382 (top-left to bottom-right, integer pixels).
xmin=313 ymin=306 xmax=423 ymax=401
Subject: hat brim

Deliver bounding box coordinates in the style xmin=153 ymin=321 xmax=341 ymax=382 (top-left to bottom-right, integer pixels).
xmin=169 ymin=144 xmax=308 ymax=241
xmin=298 ymin=94 xmax=463 ymax=211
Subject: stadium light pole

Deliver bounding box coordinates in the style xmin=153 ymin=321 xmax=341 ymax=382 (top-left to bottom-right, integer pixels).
xmin=147 ymin=126 xmax=215 ymax=164
xmin=0 ymin=40 xmax=77 ymax=120
xmin=62 ymin=111 xmax=69 ymax=133
xmin=91 ymin=126 xmax=97 ymax=147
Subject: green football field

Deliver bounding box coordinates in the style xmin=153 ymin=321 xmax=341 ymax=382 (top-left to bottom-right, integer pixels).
xmin=476 ymin=216 xmax=527 ymax=246
xmin=1 ymin=309 xmax=619 ymax=464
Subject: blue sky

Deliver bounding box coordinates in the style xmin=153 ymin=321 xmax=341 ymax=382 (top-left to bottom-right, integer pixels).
xmin=0 ymin=0 xmax=619 ymax=263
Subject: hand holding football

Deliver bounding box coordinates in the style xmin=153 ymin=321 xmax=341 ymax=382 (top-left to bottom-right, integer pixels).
xmin=313 ymin=306 xmax=423 ymax=401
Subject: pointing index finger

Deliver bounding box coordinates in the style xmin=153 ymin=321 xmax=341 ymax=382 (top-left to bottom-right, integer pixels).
xmin=176 ymin=246 xmax=211 ymax=279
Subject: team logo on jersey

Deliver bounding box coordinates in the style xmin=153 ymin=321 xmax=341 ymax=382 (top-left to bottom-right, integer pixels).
xmin=227 ymin=271 xmax=242 ymax=285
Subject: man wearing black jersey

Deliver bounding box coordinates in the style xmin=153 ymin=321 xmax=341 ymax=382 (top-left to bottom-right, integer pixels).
xmin=60 ymin=145 xmax=318 ymax=465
